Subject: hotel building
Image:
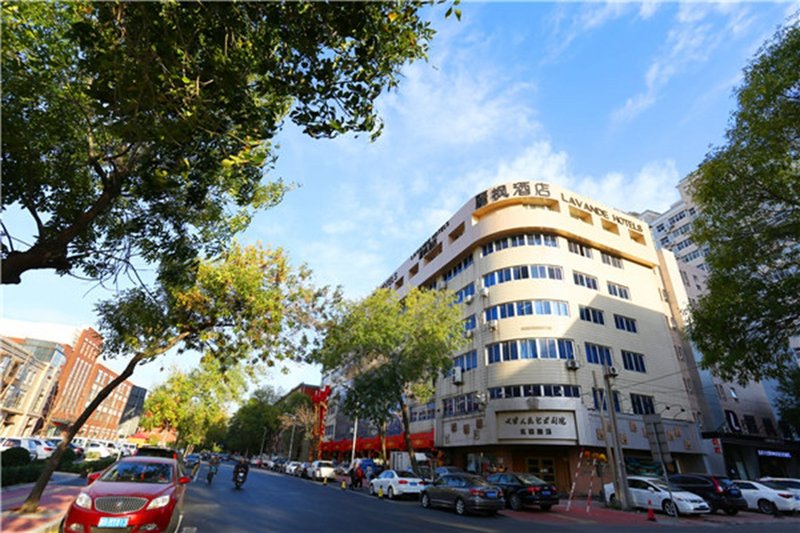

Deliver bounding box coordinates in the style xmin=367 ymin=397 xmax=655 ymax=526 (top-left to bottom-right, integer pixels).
xmin=326 ymin=181 xmax=712 ymax=493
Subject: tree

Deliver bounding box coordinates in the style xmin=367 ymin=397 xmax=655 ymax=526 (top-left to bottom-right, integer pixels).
xmin=141 ymin=362 xmax=243 ymax=455
xmin=20 ymin=242 xmax=337 ymax=511
xmin=775 ymin=367 xmax=800 ymax=436
xmin=312 ymin=288 xmax=465 ymax=473
xmin=688 ymin=16 xmax=800 ymax=383
xmin=225 ymin=387 xmax=282 ymax=457
xmin=1 ymin=1 xmax=441 ymax=285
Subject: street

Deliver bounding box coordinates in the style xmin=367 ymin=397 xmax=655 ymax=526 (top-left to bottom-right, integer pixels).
xmin=177 ymin=463 xmax=800 ymax=533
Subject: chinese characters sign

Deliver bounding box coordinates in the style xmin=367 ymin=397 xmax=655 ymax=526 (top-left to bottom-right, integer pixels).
xmin=497 ymin=411 xmax=577 ymax=441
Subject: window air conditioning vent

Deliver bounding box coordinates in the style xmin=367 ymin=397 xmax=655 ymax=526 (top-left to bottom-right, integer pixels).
xmin=565 ymin=360 xmax=579 ymax=371
xmin=452 ymin=366 xmax=464 ymax=385
xmin=487 ymin=320 xmax=498 ymax=331
xmin=464 ymin=294 xmax=474 ymax=304
xmin=480 ymin=287 xmax=490 ymax=297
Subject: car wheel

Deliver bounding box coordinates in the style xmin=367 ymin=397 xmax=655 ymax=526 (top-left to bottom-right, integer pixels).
xmin=608 ymin=494 xmax=617 ymax=506
xmin=723 ymin=507 xmax=739 ymax=516
xmin=757 ymin=499 xmax=776 ymax=515
xmin=421 ymin=493 xmax=431 ymax=508
xmin=509 ymin=494 xmax=522 ymax=511
xmin=486 ymin=510 xmax=498 ymax=516
xmin=540 ymin=504 xmax=552 ymax=511
xmin=455 ymin=498 xmax=466 ymax=516
xmin=388 ymin=487 xmax=395 ymax=500
xmin=662 ymin=500 xmax=678 ymax=517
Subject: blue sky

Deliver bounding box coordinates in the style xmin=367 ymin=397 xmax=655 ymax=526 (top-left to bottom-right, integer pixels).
xmin=3 ymin=1 xmax=798 ymax=396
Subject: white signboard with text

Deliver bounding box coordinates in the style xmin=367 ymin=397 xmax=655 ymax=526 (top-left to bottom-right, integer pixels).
xmin=497 ymin=411 xmax=577 ymax=441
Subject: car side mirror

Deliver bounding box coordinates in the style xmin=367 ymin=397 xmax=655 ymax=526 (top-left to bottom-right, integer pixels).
xmin=178 ymin=476 xmax=191 ymax=485
xmin=648 ymin=486 xmax=655 ymax=492
xmin=87 ymin=472 xmax=101 ymax=485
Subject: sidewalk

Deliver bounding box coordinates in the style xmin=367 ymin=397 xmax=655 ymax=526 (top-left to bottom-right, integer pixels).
xmin=1 ymin=474 xmax=83 ymax=533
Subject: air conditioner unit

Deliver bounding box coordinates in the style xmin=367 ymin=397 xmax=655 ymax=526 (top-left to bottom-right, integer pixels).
xmin=487 ymin=320 xmax=498 ymax=331
xmin=464 ymin=294 xmax=474 ymax=304
xmin=605 ymin=366 xmax=619 ymax=377
xmin=565 ymin=360 xmax=579 ymax=371
xmin=480 ymin=287 xmax=490 ymax=297
xmin=452 ymin=366 xmax=464 ymax=385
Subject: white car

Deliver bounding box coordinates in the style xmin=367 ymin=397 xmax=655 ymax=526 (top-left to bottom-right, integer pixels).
xmin=284 ymin=461 xmax=302 ymax=475
xmin=369 ymin=469 xmax=426 ymax=499
xmin=758 ymin=477 xmax=800 ymax=501
xmin=84 ymin=440 xmax=113 ymax=458
xmin=309 ymin=460 xmax=336 ymax=481
xmin=603 ymin=476 xmax=710 ymax=516
xmin=736 ymin=480 xmax=800 ymax=513
xmin=0 ymin=437 xmax=38 ymax=460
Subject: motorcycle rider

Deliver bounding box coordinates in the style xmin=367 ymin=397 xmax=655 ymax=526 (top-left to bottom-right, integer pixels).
xmin=207 ymin=454 xmax=221 ymax=484
xmin=233 ymin=457 xmax=249 ymax=485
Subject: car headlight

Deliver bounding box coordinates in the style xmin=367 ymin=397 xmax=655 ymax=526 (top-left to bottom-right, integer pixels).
xmin=675 ymin=497 xmax=686 ymax=502
xmin=146 ymin=495 xmax=171 ymax=510
xmin=75 ymin=493 xmax=92 ymax=510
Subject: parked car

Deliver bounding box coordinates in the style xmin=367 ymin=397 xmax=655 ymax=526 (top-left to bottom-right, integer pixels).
xmin=485 ymin=472 xmax=559 ymax=511
xmin=271 ymin=458 xmax=287 ymax=472
xmin=420 ymin=474 xmax=505 ymax=516
xmin=668 ymin=474 xmax=747 ymax=515
xmin=603 ymin=476 xmax=710 ymax=516
xmin=284 ymin=461 xmax=302 ymax=475
xmin=369 ymin=470 xmax=426 ymax=499
xmin=757 ymin=477 xmax=800 ymax=500
xmin=435 ymin=466 xmax=466 ymax=478
xmin=60 ymin=456 xmax=190 ymax=533
xmin=84 ymin=440 xmax=113 ymax=458
xmin=184 ymin=454 xmax=201 ymax=470
xmin=733 ymin=480 xmax=800 ymax=514
xmin=296 ymin=462 xmax=312 ymax=478
xmin=0 ymin=437 xmax=37 ymax=460
xmin=309 ymin=460 xmax=336 ymax=481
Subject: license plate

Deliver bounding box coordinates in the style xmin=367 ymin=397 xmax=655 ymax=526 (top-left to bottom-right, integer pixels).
xmin=410 ymin=482 xmax=417 ymax=486
xmin=541 ymin=491 xmax=551 ymax=496
xmin=485 ymin=491 xmax=497 ymax=498
xmin=98 ymin=517 xmax=129 ymax=528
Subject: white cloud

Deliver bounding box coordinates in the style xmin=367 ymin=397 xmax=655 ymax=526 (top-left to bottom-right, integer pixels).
xmin=639 ymin=0 xmax=660 ymax=20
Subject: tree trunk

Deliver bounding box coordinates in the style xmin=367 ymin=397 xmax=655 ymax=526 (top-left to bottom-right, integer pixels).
xmin=379 ymin=422 xmax=387 ymax=464
xmin=19 ymin=352 xmax=145 ymax=513
xmin=399 ymin=400 xmax=419 ymax=475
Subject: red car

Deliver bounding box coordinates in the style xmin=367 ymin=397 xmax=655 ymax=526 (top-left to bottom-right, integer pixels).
xmin=61 ymin=456 xmax=190 ymax=533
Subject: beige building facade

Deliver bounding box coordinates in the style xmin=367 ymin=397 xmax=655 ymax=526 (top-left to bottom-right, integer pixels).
xmin=380 ymin=181 xmax=705 ymax=492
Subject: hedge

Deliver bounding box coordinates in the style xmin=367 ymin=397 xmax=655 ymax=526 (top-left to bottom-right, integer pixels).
xmin=1 ymin=456 xmax=117 ymax=487
xmin=1 ymin=447 xmax=32 ymax=467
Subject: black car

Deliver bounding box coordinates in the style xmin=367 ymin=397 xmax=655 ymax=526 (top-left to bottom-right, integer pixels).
xmin=485 ymin=472 xmax=559 ymax=511
xmin=668 ymin=474 xmax=748 ymax=515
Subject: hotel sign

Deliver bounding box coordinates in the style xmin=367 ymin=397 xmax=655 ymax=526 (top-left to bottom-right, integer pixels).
xmin=497 ymin=411 xmax=577 ymax=441
xmin=475 ymin=181 xmax=643 ymax=232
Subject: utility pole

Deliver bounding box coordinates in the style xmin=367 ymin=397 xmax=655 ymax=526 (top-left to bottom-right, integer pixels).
xmin=350 ymin=417 xmax=359 ymax=466
xmin=259 ymin=425 xmax=268 ymax=458
xmin=287 ymin=416 xmax=297 ymax=461
xmin=592 ymin=371 xmax=618 ymax=505
xmin=603 ymin=366 xmax=631 ymax=511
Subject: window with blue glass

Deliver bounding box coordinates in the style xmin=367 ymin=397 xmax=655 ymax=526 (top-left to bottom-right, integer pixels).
xmin=530 ymin=265 xmax=563 ymax=280
xmin=516 ymin=301 xmax=533 ymax=316
xmin=455 ymin=283 xmax=475 ymax=303
xmin=573 ymin=272 xmax=599 ymax=290
xmin=502 ymin=341 xmax=518 ymax=361
xmin=490 ymin=338 xmax=575 ymax=362
xmin=483 ymin=233 xmax=559 ymax=257
xmin=489 ymin=384 xmax=580 ymax=399
xmin=614 ymin=314 xmax=638 ymax=333
xmin=443 ymin=255 xmax=475 ymax=282
xmin=487 ymin=343 xmax=502 ymax=364
xmin=608 ymin=282 xmax=630 ymax=300
xmin=592 ymin=388 xmax=621 ymax=412
xmin=513 ymin=265 xmax=529 ymax=279
xmin=621 ymin=350 xmax=646 ymax=373
xmin=631 ymin=393 xmax=656 ymax=415
xmin=585 ymin=342 xmax=613 ymax=366
xmin=463 ymin=314 xmax=476 ymax=331
xmin=454 ymin=350 xmax=478 ymax=371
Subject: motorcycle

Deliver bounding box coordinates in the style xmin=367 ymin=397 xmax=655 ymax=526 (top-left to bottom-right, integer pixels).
xmin=234 ymin=469 xmax=246 ymax=489
xmin=207 ymin=464 xmax=218 ymax=485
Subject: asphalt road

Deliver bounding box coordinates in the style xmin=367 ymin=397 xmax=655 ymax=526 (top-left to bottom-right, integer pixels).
xmin=177 ymin=463 xmax=800 ymax=533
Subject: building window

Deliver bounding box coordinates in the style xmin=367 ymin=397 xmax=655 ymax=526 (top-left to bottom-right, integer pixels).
xmin=443 ymin=254 xmax=475 ymax=282
xmin=614 ymin=314 xmax=638 ymax=333
xmin=585 ymin=342 xmax=613 ymax=366
xmin=455 ymin=283 xmax=475 ymax=303
xmin=725 ymin=410 xmax=742 ymax=433
xmin=488 ymin=338 xmax=575 ymax=363
xmin=486 ymin=300 xmax=568 ymax=320
xmin=593 ymin=388 xmax=621 ymax=412
xmin=453 ymin=350 xmax=478 ymax=371
xmin=463 ymin=315 xmax=476 ymax=331
xmin=529 ymin=264 xmax=563 ymax=280
xmin=579 ymin=306 xmax=605 ymax=325
xmin=601 ymin=252 xmax=624 ymax=268
xmin=729 ymin=387 xmax=739 ymax=401
xmin=607 ymin=282 xmax=631 ymax=300
xmin=482 ymin=232 xmax=558 ymax=256
xmin=621 ymin=350 xmax=646 ymax=373
xmin=487 ymin=344 xmax=502 ymax=364
xmin=630 ymin=393 xmax=656 ymax=415
xmin=488 ymin=384 xmax=581 ymax=399
xmin=568 ymin=240 xmax=593 ymax=258
xmin=743 ymin=415 xmax=759 ymax=434
xmin=573 ymin=271 xmax=599 ymax=290
xmin=762 ymin=418 xmax=778 ymax=436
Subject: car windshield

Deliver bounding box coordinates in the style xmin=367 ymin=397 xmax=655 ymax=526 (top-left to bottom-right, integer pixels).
xmin=398 ymin=471 xmax=420 ymax=479
xmin=650 ymin=480 xmax=682 ymax=491
xmin=100 ymin=462 xmax=173 ymax=484
xmin=318 ymin=461 xmax=333 ymax=467
xmin=517 ymin=473 xmax=547 ymax=484
xmin=466 ymin=476 xmax=492 ymax=487
xmin=762 ymin=481 xmax=788 ymax=491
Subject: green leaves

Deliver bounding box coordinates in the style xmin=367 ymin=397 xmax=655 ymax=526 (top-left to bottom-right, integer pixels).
xmin=689 ymin=18 xmax=800 ymax=383
xmin=2 ymin=1 xmax=442 ymax=285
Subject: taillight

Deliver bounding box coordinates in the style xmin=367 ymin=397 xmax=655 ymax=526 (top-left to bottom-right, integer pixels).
xmin=469 ymin=488 xmax=483 ymax=496
xmin=712 ymin=478 xmax=724 ymax=494
xmin=778 ymin=493 xmax=793 ymax=499
xmin=398 ymin=480 xmax=408 ymax=485
xmin=528 ymin=486 xmax=541 ymax=493
xmin=419 ymin=481 xmax=426 ymax=486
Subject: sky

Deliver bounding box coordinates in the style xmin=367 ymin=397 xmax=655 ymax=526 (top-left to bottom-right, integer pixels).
xmin=3 ymin=1 xmax=799 ymax=398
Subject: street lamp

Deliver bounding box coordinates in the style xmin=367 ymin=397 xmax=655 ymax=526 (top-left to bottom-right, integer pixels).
xmin=259 ymin=425 xmax=268 ymax=460
xmin=350 ymin=417 xmax=359 ymax=466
